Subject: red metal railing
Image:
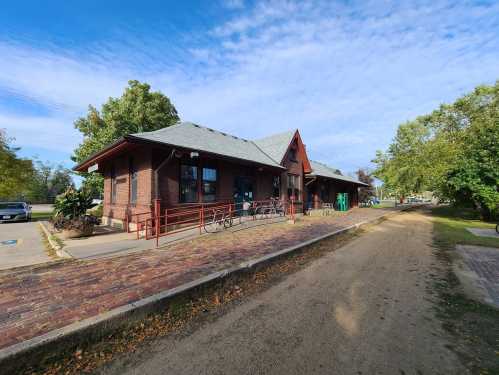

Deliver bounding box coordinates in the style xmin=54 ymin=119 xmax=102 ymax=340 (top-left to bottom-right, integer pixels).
xmin=126 ymin=211 xmax=155 ymax=239
xmin=125 ymin=197 xmax=302 ymax=247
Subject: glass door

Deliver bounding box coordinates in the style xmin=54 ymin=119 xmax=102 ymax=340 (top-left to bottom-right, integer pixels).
xmin=233 ymin=176 xmax=254 ymax=212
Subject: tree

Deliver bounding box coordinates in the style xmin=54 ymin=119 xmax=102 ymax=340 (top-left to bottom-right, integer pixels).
xmin=72 ymin=80 xmax=180 ymax=194
xmin=444 ymin=85 xmax=499 ymax=219
xmin=26 ymin=161 xmax=74 ymax=203
xmin=356 ymin=168 xmax=375 ymax=203
xmin=373 ymin=80 xmax=499 ymax=219
xmin=0 ymin=130 xmax=35 ymax=200
xmin=372 ymin=119 xmax=431 ymax=200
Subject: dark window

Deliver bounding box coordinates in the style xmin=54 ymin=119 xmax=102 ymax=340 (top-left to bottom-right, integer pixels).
xmin=111 ymin=166 xmax=117 ymax=204
xmin=289 ymin=148 xmax=297 ymax=162
xmin=130 ymin=159 xmax=138 ymax=204
xmin=287 ymin=174 xmax=300 ymax=200
xmin=180 ymin=164 xmax=198 ymax=203
xmin=272 ymin=176 xmax=281 ymax=198
xmin=202 ymin=168 xmax=217 ymax=202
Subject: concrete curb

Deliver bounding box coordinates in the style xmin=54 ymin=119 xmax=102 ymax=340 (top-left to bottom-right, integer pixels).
xmin=38 ymin=221 xmax=72 ymax=259
xmin=0 ymin=206 xmax=416 ymax=371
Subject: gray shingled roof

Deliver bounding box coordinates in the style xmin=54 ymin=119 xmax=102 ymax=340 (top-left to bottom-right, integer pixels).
xmin=131 ymin=122 xmax=284 ymax=169
xmin=253 ymin=130 xmax=296 ymax=164
xmin=308 ymin=160 xmax=367 ymax=186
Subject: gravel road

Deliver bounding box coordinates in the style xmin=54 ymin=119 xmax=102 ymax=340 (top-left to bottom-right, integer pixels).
xmin=99 ymin=210 xmax=465 ymax=375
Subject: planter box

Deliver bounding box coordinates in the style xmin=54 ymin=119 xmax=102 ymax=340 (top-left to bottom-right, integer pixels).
xmin=60 ymin=225 xmax=94 ymax=239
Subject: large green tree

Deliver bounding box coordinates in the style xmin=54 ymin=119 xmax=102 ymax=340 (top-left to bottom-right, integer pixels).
xmin=443 ymin=84 xmax=499 ymax=219
xmin=0 ymin=130 xmax=35 ymax=200
xmin=374 ymin=81 xmax=499 ymax=219
xmin=372 ymin=119 xmax=432 ymax=200
xmin=356 ymin=168 xmax=375 ymax=203
xmin=72 ymin=80 xmax=180 ymax=195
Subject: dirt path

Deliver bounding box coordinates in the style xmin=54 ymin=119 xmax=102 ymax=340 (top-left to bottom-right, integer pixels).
xmin=98 ymin=210 xmax=465 ymax=375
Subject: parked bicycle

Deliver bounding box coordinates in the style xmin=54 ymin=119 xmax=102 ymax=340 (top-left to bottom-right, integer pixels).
xmin=255 ymin=197 xmax=285 ymax=219
xmin=203 ymin=207 xmax=233 ymax=233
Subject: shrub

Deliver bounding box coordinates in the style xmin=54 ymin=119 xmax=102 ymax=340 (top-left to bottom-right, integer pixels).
xmin=52 ymin=188 xmax=99 ymax=231
xmin=53 ymin=187 xmax=92 ymax=219
xmin=89 ymin=204 xmax=103 ymax=218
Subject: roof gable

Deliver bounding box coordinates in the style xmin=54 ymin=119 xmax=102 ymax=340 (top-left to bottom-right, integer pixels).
xmin=131 ymin=122 xmax=283 ymax=169
xmin=253 ymin=130 xmax=296 ymax=165
xmin=254 ymin=130 xmax=312 ymax=172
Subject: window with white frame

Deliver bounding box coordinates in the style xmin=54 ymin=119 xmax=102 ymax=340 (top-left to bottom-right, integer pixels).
xmin=287 ymin=174 xmax=300 ymax=200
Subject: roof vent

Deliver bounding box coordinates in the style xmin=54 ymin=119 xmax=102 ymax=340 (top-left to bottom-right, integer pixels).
xmin=193 ymin=124 xmax=200 ymax=128
xmin=220 ymin=132 xmax=227 ymax=136
xmin=207 ymin=128 xmax=215 ymax=132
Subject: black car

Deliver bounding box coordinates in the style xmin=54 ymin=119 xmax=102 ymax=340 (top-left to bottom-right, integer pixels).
xmin=0 ymin=202 xmax=32 ymax=223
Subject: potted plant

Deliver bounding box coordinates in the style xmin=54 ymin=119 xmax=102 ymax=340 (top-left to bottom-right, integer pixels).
xmin=52 ymin=188 xmax=100 ymax=239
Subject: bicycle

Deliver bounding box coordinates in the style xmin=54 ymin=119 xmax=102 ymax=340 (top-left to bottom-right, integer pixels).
xmin=255 ymin=198 xmax=285 ymax=219
xmin=203 ymin=208 xmax=233 ymax=233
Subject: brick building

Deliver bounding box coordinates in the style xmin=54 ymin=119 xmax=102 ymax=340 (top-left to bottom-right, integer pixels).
xmin=74 ymin=122 xmax=366 ymax=227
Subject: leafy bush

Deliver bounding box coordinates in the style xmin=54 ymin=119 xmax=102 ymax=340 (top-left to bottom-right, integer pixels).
xmin=52 ymin=188 xmax=99 ymax=231
xmin=53 ymin=187 xmax=92 ymax=219
xmin=89 ymin=204 xmax=103 ymax=218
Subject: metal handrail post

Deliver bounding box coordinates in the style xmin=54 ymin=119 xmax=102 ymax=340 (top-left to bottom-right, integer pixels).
xmin=165 ymin=208 xmax=168 ymax=234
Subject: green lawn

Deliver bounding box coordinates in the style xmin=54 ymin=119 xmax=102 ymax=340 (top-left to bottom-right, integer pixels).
xmin=371 ymin=203 xmax=393 ymax=209
xmin=430 ymin=205 xmax=499 ymax=374
xmin=431 ymin=205 xmax=499 ymax=248
xmin=31 ymin=212 xmax=53 ymax=221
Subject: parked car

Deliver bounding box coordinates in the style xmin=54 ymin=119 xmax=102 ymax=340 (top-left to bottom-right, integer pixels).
xmin=89 ymin=198 xmax=103 ymax=209
xmin=0 ymin=202 xmax=32 ymax=223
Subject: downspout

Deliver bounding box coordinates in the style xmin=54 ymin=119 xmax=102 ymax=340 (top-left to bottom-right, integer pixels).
xmin=154 ymin=148 xmax=176 ymax=200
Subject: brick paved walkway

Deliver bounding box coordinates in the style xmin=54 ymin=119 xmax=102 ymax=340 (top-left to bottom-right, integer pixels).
xmin=0 ymin=207 xmax=397 ymax=350
xmin=457 ymin=244 xmax=499 ymax=308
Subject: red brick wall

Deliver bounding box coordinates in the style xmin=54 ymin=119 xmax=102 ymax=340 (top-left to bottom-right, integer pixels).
xmin=281 ymin=138 xmax=305 ymax=202
xmin=102 ymin=146 xmax=153 ymax=221
xmin=156 ymin=153 xmax=277 ymax=207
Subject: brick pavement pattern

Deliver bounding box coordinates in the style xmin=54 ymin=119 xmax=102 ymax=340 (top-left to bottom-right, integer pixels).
xmin=457 ymin=244 xmax=499 ymax=308
xmin=0 ymin=208 xmax=395 ymax=350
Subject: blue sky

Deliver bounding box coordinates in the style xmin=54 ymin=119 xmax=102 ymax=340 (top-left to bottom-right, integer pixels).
xmin=1 ymin=0 xmax=498 ymax=178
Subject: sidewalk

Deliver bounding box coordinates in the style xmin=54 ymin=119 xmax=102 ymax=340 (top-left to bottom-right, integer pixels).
xmin=62 ymin=214 xmax=287 ymax=260
xmin=0 ymin=207 xmax=403 ymax=352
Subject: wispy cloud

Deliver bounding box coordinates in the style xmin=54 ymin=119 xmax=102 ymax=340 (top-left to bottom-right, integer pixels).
xmin=222 ymin=0 xmax=245 ymax=10
xmin=0 ymin=112 xmax=79 ymax=153
xmin=0 ymin=0 xmax=498 ymax=172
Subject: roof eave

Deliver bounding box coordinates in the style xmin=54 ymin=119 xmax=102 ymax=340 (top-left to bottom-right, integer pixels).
xmin=72 ymin=136 xmax=131 ymax=172
xmin=305 ymin=173 xmax=368 ymax=186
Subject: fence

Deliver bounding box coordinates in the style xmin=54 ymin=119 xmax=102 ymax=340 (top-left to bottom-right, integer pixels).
xmin=125 ymin=197 xmax=302 ymax=247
